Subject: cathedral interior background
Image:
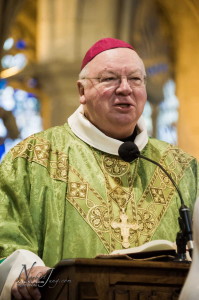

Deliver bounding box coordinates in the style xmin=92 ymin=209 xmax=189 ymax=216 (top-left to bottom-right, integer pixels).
xmin=0 ymin=0 xmax=199 ymax=160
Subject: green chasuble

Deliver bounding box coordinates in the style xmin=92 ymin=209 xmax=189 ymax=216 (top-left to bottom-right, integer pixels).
xmin=0 ymin=121 xmax=198 ymax=267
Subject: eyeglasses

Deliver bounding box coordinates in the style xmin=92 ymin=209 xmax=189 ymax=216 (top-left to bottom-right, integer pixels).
xmin=83 ymin=72 xmax=146 ymax=89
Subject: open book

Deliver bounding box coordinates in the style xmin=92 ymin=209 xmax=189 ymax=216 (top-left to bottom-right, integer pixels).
xmin=96 ymin=240 xmax=177 ymax=261
xmin=111 ymin=239 xmax=176 ymax=256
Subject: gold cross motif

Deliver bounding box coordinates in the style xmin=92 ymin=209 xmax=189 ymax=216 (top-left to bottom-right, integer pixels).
xmin=111 ymin=212 xmax=138 ymax=248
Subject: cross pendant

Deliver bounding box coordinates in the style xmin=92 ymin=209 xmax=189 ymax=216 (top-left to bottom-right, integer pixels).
xmin=111 ymin=212 xmax=138 ymax=248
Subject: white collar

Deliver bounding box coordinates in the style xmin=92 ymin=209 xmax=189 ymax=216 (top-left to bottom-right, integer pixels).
xmin=68 ymin=105 xmax=148 ymax=156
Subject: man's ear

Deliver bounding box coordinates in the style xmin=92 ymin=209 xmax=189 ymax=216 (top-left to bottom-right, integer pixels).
xmin=77 ymin=81 xmax=86 ymax=104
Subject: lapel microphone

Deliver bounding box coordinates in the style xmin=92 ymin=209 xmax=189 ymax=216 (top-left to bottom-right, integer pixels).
xmin=118 ymin=141 xmax=193 ymax=260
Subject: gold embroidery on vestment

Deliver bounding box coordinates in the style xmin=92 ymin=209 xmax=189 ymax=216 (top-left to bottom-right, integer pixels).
xmin=87 ymin=206 xmax=109 ymax=232
xmin=66 ymin=145 xmax=194 ymax=251
xmin=150 ymin=187 xmax=166 ymax=204
xmin=103 ymin=156 xmax=129 ymax=176
xmin=11 ymin=136 xmax=68 ymax=182
xmin=68 ymin=182 xmax=88 ymax=198
xmin=11 ymin=137 xmax=195 ymax=252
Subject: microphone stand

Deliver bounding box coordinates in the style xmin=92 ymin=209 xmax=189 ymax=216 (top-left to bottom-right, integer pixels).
xmin=118 ymin=142 xmax=194 ymax=261
xmin=138 ymin=154 xmax=193 ymax=261
xmin=177 ymin=205 xmax=193 ymax=260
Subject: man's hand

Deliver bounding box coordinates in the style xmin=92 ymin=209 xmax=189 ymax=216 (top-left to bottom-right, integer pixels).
xmin=11 ymin=266 xmax=51 ymax=300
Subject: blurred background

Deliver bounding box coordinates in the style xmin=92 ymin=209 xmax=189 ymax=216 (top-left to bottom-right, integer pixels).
xmin=0 ymin=0 xmax=199 ymax=160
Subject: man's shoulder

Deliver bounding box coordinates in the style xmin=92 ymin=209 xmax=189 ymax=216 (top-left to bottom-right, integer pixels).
xmin=29 ymin=122 xmax=70 ymax=140
xmin=16 ymin=123 xmax=72 ymax=146
xmin=146 ymin=137 xmax=196 ymax=162
xmin=6 ymin=123 xmax=74 ymax=162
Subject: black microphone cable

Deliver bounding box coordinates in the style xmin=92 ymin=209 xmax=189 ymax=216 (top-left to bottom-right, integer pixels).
xmin=118 ymin=141 xmax=193 ymax=260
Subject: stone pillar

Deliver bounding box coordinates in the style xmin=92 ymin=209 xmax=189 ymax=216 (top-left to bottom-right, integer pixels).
xmin=37 ymin=0 xmax=78 ymax=63
xmin=36 ymin=0 xmax=120 ymax=128
xmin=35 ymin=61 xmax=80 ymax=127
xmin=173 ymin=5 xmax=199 ymax=159
xmin=36 ymin=0 xmax=80 ymax=127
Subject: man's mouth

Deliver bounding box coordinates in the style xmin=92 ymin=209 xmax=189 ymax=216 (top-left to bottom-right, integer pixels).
xmin=115 ymin=103 xmax=132 ymax=107
xmin=119 ymin=104 xmax=130 ymax=107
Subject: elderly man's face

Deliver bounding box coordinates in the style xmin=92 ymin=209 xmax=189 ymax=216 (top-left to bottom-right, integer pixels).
xmin=78 ymin=48 xmax=147 ymax=139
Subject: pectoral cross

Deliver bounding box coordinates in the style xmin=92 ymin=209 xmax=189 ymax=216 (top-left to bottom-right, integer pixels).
xmin=111 ymin=212 xmax=138 ymax=248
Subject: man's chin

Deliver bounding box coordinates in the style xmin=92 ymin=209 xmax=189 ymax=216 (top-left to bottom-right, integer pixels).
xmin=111 ymin=116 xmax=138 ymax=127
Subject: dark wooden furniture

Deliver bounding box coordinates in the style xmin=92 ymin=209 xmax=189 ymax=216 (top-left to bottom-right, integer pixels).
xmin=40 ymin=258 xmax=190 ymax=300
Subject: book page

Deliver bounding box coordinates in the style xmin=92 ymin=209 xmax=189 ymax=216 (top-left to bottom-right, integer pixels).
xmin=110 ymin=239 xmax=176 ymax=255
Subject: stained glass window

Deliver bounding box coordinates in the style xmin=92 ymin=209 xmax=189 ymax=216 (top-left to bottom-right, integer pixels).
xmin=143 ymin=79 xmax=179 ymax=144
xmin=0 ymin=81 xmax=43 ymax=160
xmin=157 ymin=80 xmax=179 ymax=145
xmin=0 ymin=37 xmax=43 ymax=161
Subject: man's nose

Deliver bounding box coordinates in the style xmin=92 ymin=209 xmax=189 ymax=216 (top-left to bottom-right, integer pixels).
xmin=116 ymin=77 xmax=132 ymax=94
